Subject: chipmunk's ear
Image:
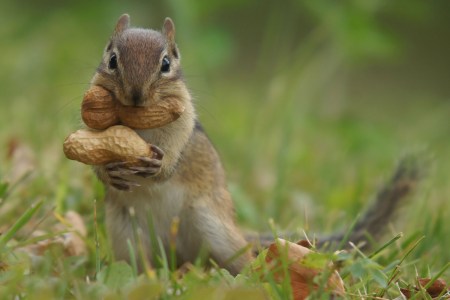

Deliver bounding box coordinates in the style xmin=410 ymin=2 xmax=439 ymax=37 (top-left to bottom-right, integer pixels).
xmin=163 ymin=18 xmax=178 ymax=58
xmin=114 ymin=14 xmax=130 ymax=35
xmin=163 ymin=18 xmax=175 ymax=41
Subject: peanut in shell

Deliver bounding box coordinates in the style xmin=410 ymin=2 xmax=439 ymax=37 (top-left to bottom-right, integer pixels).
xmin=81 ymin=86 xmax=119 ymax=130
xmin=81 ymin=85 xmax=185 ymax=130
xmin=63 ymin=125 xmax=152 ymax=166
xmin=118 ymin=97 xmax=185 ymax=129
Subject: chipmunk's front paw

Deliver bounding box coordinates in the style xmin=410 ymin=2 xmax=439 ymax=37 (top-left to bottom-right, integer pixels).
xmin=131 ymin=145 xmax=164 ymax=178
xmin=104 ymin=145 xmax=164 ymax=191
xmin=105 ymin=161 xmax=140 ymax=191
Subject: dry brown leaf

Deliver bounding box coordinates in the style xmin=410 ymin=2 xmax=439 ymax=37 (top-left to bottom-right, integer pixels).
xmin=265 ymin=238 xmax=345 ymax=300
xmin=22 ymin=230 xmax=64 ymax=256
xmin=400 ymin=277 xmax=449 ymax=299
xmin=419 ymin=278 xmax=449 ymax=298
xmin=0 ymin=261 xmax=8 ymax=272
xmin=400 ymin=287 xmax=412 ymax=299
xmin=19 ymin=211 xmax=87 ymax=257
xmin=6 ymin=137 xmax=36 ymax=184
xmin=59 ymin=211 xmax=87 ymax=256
xmin=296 ymin=239 xmax=313 ymax=249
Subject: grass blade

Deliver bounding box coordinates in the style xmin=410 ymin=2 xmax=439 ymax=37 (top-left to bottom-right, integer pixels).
xmin=0 ymin=182 xmax=8 ymax=199
xmin=337 ymin=213 xmax=361 ymax=250
xmin=94 ymin=199 xmax=101 ymax=277
xmin=368 ymin=232 xmax=403 ymax=259
xmin=377 ymin=235 xmax=425 ymax=298
xmin=410 ymin=262 xmax=450 ymax=300
xmin=11 ymin=230 xmax=68 ymax=249
xmin=127 ymin=239 xmax=138 ymax=279
xmin=0 ymin=199 xmax=43 ymax=250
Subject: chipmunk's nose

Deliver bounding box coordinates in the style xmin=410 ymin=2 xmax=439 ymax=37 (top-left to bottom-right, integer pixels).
xmin=131 ymin=89 xmax=143 ymax=106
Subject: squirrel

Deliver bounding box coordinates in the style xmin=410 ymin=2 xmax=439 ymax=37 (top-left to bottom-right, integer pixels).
xmin=89 ymin=14 xmax=424 ymax=275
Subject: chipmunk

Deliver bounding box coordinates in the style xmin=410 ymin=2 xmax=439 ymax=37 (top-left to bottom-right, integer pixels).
xmin=89 ymin=14 xmax=423 ymax=275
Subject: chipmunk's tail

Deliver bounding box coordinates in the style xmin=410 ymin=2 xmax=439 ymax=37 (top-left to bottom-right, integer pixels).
xmin=247 ymin=152 xmax=428 ymax=251
xmin=318 ymin=152 xmax=427 ymax=250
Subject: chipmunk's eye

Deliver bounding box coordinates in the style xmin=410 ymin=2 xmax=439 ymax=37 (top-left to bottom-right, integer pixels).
xmin=161 ymin=56 xmax=170 ymax=73
xmin=109 ymin=53 xmax=118 ymax=70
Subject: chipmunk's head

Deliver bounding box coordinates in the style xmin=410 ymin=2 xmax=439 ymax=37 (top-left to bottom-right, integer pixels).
xmin=92 ymin=14 xmax=186 ymax=107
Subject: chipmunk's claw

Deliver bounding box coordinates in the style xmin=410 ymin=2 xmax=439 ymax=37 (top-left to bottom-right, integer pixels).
xmin=106 ymin=161 xmax=140 ymax=191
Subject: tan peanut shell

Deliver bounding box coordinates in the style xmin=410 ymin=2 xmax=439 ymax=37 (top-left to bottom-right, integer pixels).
xmin=81 ymin=86 xmax=185 ymax=130
xmin=63 ymin=125 xmax=152 ymax=166
xmin=118 ymin=98 xmax=185 ymax=129
xmin=81 ymin=86 xmax=119 ymax=130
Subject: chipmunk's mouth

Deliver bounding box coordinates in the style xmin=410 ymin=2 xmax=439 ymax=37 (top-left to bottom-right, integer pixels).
xmin=120 ymin=89 xmax=155 ymax=107
xmin=114 ymin=85 xmax=156 ymax=107
xmin=119 ymin=94 xmax=149 ymax=108
xmin=131 ymin=89 xmax=143 ymax=106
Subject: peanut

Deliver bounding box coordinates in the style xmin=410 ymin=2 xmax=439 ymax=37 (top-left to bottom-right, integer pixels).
xmin=63 ymin=125 xmax=152 ymax=166
xmin=81 ymin=86 xmax=119 ymax=130
xmin=118 ymin=97 xmax=185 ymax=129
xmin=81 ymin=85 xmax=185 ymax=130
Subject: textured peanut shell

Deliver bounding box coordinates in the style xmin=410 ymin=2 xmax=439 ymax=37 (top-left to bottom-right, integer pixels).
xmin=63 ymin=125 xmax=152 ymax=165
xmin=81 ymin=86 xmax=185 ymax=130
xmin=81 ymin=86 xmax=119 ymax=130
xmin=118 ymin=98 xmax=185 ymax=129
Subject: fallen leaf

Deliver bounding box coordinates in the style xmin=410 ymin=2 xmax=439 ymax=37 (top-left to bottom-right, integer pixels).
xmin=296 ymin=239 xmax=313 ymax=249
xmin=400 ymin=287 xmax=412 ymax=299
xmin=0 ymin=261 xmax=8 ymax=272
xmin=419 ymin=278 xmax=448 ymax=298
xmin=6 ymin=137 xmax=36 ymax=184
xmin=265 ymin=238 xmax=345 ymax=300
xmin=19 ymin=211 xmax=87 ymax=257
xmin=59 ymin=211 xmax=87 ymax=256
xmin=400 ymin=278 xmax=449 ymax=299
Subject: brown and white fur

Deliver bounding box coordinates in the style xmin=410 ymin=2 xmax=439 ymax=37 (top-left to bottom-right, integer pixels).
xmin=89 ymin=14 xmax=424 ymax=276
xmin=92 ymin=14 xmax=251 ymax=275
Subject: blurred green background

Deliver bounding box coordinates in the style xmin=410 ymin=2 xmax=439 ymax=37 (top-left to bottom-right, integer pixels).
xmin=1 ymin=0 xmax=449 ymax=271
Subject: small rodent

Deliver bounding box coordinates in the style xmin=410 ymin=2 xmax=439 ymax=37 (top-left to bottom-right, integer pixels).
xmin=90 ymin=14 xmax=423 ymax=275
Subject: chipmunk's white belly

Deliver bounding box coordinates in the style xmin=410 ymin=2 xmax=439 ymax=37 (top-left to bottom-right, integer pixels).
xmin=106 ymin=179 xmax=201 ymax=264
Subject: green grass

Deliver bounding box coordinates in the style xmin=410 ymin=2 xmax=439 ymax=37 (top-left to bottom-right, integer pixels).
xmin=0 ymin=1 xmax=449 ymax=299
